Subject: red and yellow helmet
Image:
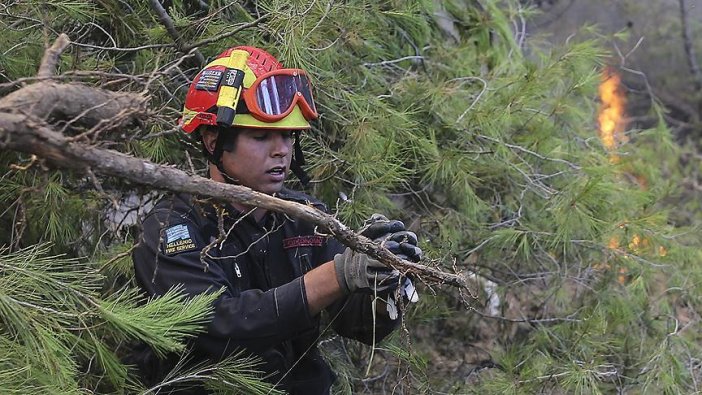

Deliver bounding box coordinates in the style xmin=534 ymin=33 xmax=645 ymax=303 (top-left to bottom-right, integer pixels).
xmin=179 ymin=46 xmax=319 ymax=133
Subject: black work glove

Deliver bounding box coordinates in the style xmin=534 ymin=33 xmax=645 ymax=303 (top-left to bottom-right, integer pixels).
xmin=333 ymin=214 xmax=404 ymax=295
xmin=334 ymin=248 xmax=400 ymax=294
xmin=360 ymin=214 xmax=423 ymax=263
xmin=359 ymin=214 xmax=423 ymax=319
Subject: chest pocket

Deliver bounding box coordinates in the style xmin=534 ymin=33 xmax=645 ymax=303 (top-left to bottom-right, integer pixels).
xmin=292 ymin=247 xmax=313 ymax=276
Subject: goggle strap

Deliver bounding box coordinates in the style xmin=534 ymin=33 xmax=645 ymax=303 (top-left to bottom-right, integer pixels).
xmin=211 ymin=130 xmax=227 ymax=166
xmin=235 ymin=97 xmax=251 ymax=114
xmin=291 ymin=132 xmax=310 ymax=186
xmin=294 ymin=131 xmax=305 ymax=166
xmin=210 ymin=128 xmax=236 ymax=168
xmin=290 ymin=159 xmax=310 ymax=187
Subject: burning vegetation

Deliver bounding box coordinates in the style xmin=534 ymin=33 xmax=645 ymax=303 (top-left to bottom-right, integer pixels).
xmin=598 ymin=68 xmax=628 ymax=161
xmin=595 ymin=67 xmax=667 ymax=284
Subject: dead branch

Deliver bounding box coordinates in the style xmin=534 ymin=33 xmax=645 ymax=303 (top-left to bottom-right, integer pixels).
xmin=0 ymin=109 xmax=471 ymax=290
xmin=37 ymin=33 xmax=70 ymax=79
xmin=0 ymin=33 xmax=147 ymax=128
xmin=0 ymin=30 xmax=471 ymax=291
xmin=0 ymin=82 xmax=147 ymax=129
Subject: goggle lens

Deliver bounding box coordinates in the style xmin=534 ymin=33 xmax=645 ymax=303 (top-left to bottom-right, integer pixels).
xmin=253 ymin=72 xmax=317 ymax=117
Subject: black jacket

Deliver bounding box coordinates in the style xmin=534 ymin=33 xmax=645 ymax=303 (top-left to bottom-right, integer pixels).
xmin=132 ymin=188 xmax=398 ymax=394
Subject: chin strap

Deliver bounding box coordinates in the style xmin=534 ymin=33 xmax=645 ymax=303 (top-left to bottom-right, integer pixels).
xmin=215 ymin=163 xmax=240 ymax=185
xmin=290 ymin=131 xmax=310 ymax=187
xmin=209 ymin=131 xmax=240 ymax=185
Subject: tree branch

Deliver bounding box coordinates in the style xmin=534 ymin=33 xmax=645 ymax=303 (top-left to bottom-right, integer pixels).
xmin=149 ymin=0 xmax=206 ymax=66
xmin=37 ymin=33 xmax=70 ymax=78
xmin=181 ymin=15 xmax=269 ymax=53
xmin=0 ymin=82 xmax=147 ymax=129
xmin=0 ymin=83 xmax=473 ymax=292
xmin=679 ymin=0 xmax=702 ymax=121
xmin=0 ymin=112 xmax=471 ymax=290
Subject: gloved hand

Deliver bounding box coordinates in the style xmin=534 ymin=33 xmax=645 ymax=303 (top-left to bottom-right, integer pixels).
xmin=358 ymin=213 xmax=406 ymax=240
xmin=360 ymin=214 xmax=422 ymax=320
xmin=334 ymin=248 xmax=400 ymax=294
xmin=359 ymin=214 xmax=423 ymax=262
xmin=383 ymin=233 xmax=422 ymax=263
xmin=359 ymin=214 xmax=423 ymax=319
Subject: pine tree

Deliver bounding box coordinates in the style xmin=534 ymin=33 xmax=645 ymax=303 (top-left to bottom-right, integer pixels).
xmin=1 ymin=0 xmax=699 ymax=393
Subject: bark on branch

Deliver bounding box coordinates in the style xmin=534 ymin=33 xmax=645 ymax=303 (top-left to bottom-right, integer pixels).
xmin=149 ymin=0 xmax=206 ymax=66
xmin=37 ymin=33 xmax=70 ymax=79
xmin=0 ymin=84 xmax=473 ymax=292
xmin=0 ymin=83 xmax=147 ymax=128
xmin=0 ymin=35 xmax=146 ymax=128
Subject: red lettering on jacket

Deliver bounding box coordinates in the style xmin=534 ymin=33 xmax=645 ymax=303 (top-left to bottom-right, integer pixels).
xmin=283 ymin=236 xmax=324 ymax=249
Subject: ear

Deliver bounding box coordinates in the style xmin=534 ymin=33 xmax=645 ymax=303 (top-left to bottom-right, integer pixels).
xmin=201 ymin=128 xmax=218 ymax=155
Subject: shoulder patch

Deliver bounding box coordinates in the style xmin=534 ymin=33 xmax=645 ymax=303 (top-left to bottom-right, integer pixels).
xmin=162 ymin=224 xmax=198 ymax=255
xmin=283 ymin=236 xmax=324 ymax=249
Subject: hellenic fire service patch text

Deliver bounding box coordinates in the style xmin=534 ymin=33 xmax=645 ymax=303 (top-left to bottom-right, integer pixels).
xmin=163 ymin=224 xmax=197 ymax=255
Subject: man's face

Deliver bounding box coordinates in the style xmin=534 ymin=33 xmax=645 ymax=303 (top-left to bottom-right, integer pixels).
xmin=220 ymin=128 xmax=293 ymax=194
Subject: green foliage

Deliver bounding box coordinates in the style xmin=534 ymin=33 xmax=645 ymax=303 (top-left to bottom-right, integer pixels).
xmin=99 ymin=286 xmax=218 ymax=357
xmin=1 ymin=0 xmax=699 ymax=393
xmin=0 ymin=244 xmax=236 ymax=392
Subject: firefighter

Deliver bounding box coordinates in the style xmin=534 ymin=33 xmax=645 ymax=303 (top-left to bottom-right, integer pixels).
xmin=132 ymin=46 xmax=422 ymax=394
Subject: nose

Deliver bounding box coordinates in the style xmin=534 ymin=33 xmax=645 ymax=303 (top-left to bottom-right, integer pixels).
xmin=271 ymin=133 xmax=291 ymax=158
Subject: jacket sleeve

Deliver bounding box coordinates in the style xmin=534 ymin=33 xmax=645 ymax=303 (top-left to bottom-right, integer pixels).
xmin=316 ymin=236 xmax=400 ymax=345
xmin=132 ymin=209 xmax=317 ymax=358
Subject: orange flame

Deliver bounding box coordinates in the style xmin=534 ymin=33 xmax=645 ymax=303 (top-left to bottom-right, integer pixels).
xmin=597 ymin=68 xmax=628 ymax=159
xmin=594 ymin=72 xmax=669 ymax=284
xmin=598 ymin=68 xmax=630 ymax=284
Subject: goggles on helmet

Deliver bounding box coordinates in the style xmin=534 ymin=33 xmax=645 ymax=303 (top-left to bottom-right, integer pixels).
xmin=242 ymin=68 xmax=318 ymax=123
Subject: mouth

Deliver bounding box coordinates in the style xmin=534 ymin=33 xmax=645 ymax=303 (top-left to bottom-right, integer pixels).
xmin=266 ymin=166 xmax=287 ymax=178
